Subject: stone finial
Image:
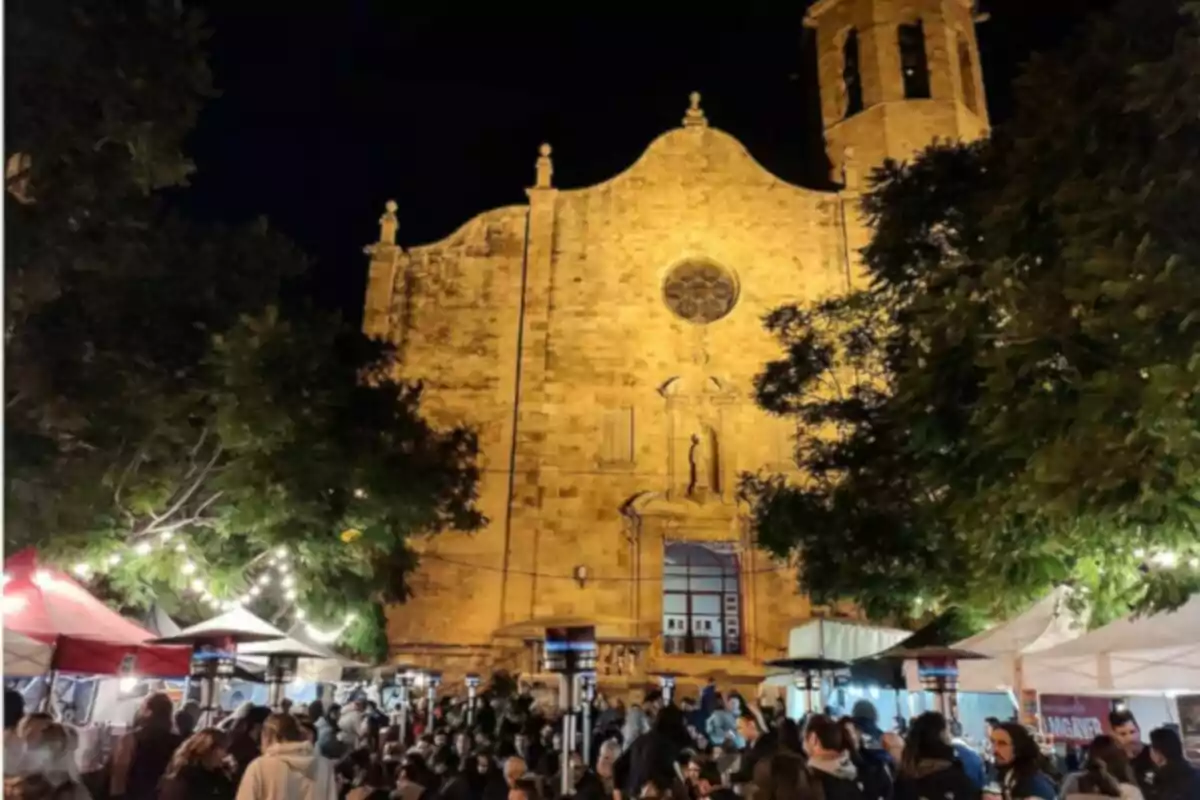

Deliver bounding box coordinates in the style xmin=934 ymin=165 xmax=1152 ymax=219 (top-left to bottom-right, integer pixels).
xmin=683 ymin=91 xmax=707 ymax=128
xmin=379 ymin=199 xmax=399 ymax=245
xmin=535 ymin=143 xmax=554 ymax=189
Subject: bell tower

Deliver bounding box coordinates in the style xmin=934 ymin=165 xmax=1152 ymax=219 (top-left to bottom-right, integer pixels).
xmin=805 ymin=0 xmax=989 ymax=188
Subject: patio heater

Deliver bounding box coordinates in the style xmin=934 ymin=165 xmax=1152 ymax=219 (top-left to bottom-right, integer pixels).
xmin=866 ymin=645 xmax=989 ymax=723
xmin=580 ymin=673 xmax=597 ymax=766
xmin=425 ymin=670 xmax=443 ymax=720
xmin=190 ymin=642 xmax=238 ymax=725
xmin=393 ymin=665 xmax=419 ymax=746
xmin=465 ymin=673 xmax=482 ymax=727
xmin=648 ymin=671 xmax=681 ymax=706
xmin=764 ymin=657 xmax=850 ymax=718
xmin=544 ymin=626 xmax=597 ymax=798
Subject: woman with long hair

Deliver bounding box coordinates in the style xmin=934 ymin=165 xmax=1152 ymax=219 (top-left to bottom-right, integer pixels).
xmin=226 ymin=707 xmax=271 ymax=786
xmin=235 ymin=713 xmax=336 ymax=800
xmin=751 ymin=751 xmax=822 ymax=800
xmin=1060 ymin=735 xmax=1143 ymax=799
xmin=989 ymin=723 xmax=1055 ymax=800
xmin=110 ymin=693 xmax=183 ymax=800
xmin=894 ymin=712 xmax=979 ymax=800
xmin=159 ymin=728 xmax=234 ymax=800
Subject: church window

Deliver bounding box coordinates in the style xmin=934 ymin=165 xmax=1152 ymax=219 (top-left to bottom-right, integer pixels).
xmin=957 ymin=36 xmax=979 ymax=115
xmin=842 ymin=29 xmax=864 ymax=118
xmin=662 ymin=542 xmax=742 ymax=656
xmin=599 ymin=407 xmax=634 ymax=465
xmin=898 ymin=21 xmax=931 ymax=99
xmin=662 ymin=261 xmax=737 ymax=324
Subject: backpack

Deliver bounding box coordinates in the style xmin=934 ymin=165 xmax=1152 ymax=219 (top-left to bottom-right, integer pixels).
xmin=856 ymin=748 xmax=895 ymax=800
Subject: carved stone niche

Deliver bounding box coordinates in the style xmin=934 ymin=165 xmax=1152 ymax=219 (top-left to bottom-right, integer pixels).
xmin=658 ymin=375 xmax=738 ymax=504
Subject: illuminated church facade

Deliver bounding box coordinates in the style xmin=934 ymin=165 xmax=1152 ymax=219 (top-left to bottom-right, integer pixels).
xmin=362 ymin=0 xmax=988 ymax=690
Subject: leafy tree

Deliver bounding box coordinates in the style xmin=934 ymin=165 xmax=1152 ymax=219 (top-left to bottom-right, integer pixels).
xmin=746 ymin=0 xmax=1200 ymax=625
xmin=5 ymin=1 xmax=484 ymax=657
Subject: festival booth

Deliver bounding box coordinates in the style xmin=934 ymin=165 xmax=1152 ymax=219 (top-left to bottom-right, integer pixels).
xmin=3 ymin=549 xmax=191 ymax=679
xmin=1020 ymin=593 xmax=1200 ymax=741
xmin=952 ymin=586 xmax=1087 ymax=693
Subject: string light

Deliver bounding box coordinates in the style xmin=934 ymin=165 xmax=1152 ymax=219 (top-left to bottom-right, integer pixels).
xmin=63 ymin=535 xmax=355 ymax=644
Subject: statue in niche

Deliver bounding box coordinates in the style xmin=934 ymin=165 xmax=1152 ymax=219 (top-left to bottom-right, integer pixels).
xmin=686 ymin=427 xmax=720 ymax=499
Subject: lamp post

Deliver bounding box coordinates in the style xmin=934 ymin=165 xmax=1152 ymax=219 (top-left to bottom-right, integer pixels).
xmin=544 ymin=626 xmax=597 ymax=797
xmin=465 ymin=674 xmax=481 ymax=728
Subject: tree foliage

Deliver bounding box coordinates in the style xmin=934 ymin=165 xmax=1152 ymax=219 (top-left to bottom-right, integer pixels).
xmin=746 ymin=0 xmax=1200 ymax=625
xmin=5 ymin=1 xmax=483 ymax=658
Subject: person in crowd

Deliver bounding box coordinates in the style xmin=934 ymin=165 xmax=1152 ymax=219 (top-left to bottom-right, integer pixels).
xmin=622 ymin=706 xmax=651 ymax=754
xmin=803 ymin=714 xmax=863 ymax=800
xmin=893 ymin=711 xmax=979 ymax=800
xmin=315 ymin=704 xmax=348 ymax=761
xmin=750 ymin=750 xmax=822 ymax=800
xmin=226 ymin=706 xmax=271 ymax=786
xmin=617 ymin=704 xmax=690 ymax=800
xmin=696 ymin=761 xmax=737 ymax=800
xmin=470 ymin=750 xmax=501 ymax=800
xmin=346 ymin=760 xmax=392 ymax=800
xmin=729 ymin=706 xmax=776 ymax=786
xmin=508 ymin=775 xmax=541 ymax=800
xmin=110 ymin=692 xmax=184 ymax=800
xmin=5 ymin=688 xmax=26 ymax=775
xmin=484 ymin=756 xmax=526 ymax=800
xmin=17 ymin=720 xmax=89 ymax=800
xmin=1059 ymin=734 xmax=1142 ymax=800
xmin=704 ymin=697 xmax=738 ymax=752
xmin=235 ymin=712 xmax=336 ymax=800
xmin=339 ymin=699 xmax=366 ymax=751
xmin=839 ymin=715 xmax=892 ymax=800
xmin=566 ymin=750 xmax=606 ymax=800
xmin=594 ymin=739 xmax=622 ymax=797
xmin=6 ymin=774 xmax=61 ymax=800
xmin=159 ymin=728 xmax=235 ymax=800
xmin=1147 ymin=727 xmax=1200 ymax=800
xmin=989 ymin=722 xmax=1056 ymax=800
xmin=1107 ymin=711 xmax=1155 ymax=795
xmin=394 ymin=758 xmax=430 ymax=800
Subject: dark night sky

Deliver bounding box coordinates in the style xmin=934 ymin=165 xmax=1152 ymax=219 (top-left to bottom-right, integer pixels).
xmin=181 ymin=1 xmax=1111 ymax=323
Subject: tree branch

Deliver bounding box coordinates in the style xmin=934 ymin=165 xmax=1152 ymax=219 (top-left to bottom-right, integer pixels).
xmin=131 ymin=445 xmax=223 ymax=538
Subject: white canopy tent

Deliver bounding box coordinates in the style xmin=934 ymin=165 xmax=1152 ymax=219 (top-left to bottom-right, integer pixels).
xmin=1022 ymin=593 xmax=1200 ymax=693
xmin=765 ymin=618 xmax=910 ymax=689
xmin=951 ymin=586 xmax=1087 ymax=692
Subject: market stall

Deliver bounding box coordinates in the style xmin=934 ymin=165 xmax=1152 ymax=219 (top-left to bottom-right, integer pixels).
xmin=1022 ymin=593 xmax=1200 ymax=693
xmin=3 ymin=549 xmax=190 ymax=677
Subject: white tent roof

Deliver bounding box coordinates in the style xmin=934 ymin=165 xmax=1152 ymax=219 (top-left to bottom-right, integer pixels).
xmin=153 ymin=607 xmax=286 ymax=644
xmin=952 ymin=586 xmax=1087 ymax=692
xmin=4 ymin=629 xmax=54 ymax=677
xmin=1022 ymin=593 xmax=1200 ymax=693
xmin=787 ymin=618 xmax=912 ymax=662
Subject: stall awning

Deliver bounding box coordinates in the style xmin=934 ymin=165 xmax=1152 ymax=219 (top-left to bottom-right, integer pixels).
xmin=3 ymin=549 xmax=191 ymax=677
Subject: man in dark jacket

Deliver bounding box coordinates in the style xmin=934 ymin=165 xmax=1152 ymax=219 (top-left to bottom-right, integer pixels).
xmin=728 ymin=709 xmax=778 ymax=786
xmin=1111 ymin=709 xmax=1158 ymax=794
xmin=616 ymin=705 xmax=689 ymax=798
xmin=804 ymin=714 xmax=864 ymax=800
xmin=1149 ymin=727 xmax=1200 ymax=800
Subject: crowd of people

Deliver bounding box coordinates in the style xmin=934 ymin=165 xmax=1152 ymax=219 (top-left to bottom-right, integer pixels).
xmin=3 ymin=681 xmax=1198 ymax=800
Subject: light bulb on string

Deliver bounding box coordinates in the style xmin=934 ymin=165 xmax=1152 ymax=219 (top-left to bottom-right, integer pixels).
xmin=278 ymin=564 xmax=290 ymax=575
xmin=175 ymin=542 xmax=187 ymax=554
xmin=107 ymin=554 xmax=121 ymax=566
xmin=295 ymin=609 xmax=306 ymax=620
xmin=134 ymin=542 xmax=152 ymax=556
xmin=285 ymin=589 xmax=297 ymax=600
xmin=182 ymin=561 xmax=197 ymax=576
xmin=249 ymin=586 xmax=261 ymax=597
xmin=161 ymin=531 xmax=174 ymax=542
xmin=190 ymin=579 xmax=205 ymax=593
xmin=275 ymin=546 xmax=288 ymax=559
xmin=73 ymin=564 xmax=90 ymax=578
xmin=258 ymin=575 xmax=271 ymax=587
xmin=282 ymin=576 xmax=295 ymax=589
